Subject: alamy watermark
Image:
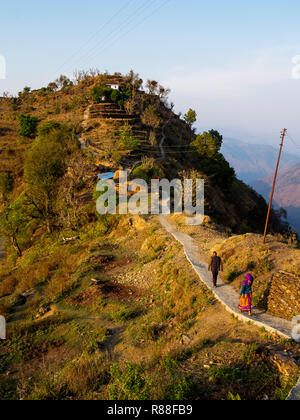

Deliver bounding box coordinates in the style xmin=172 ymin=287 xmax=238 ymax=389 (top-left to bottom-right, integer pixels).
xmin=292 ymin=316 xmax=300 ymax=343
xmin=0 ymin=56 xmax=6 ymax=80
xmin=96 ymin=172 xmax=205 ymax=226
xmin=292 ymin=55 xmax=300 ymax=80
xmin=0 ymin=316 xmax=6 ymax=340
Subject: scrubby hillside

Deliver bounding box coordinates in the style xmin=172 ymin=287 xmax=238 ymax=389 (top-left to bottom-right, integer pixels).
xmin=0 ymin=71 xmax=284 ymax=235
xmin=0 ymin=71 xmax=298 ymax=400
xmin=0 ymin=215 xmax=299 ymax=400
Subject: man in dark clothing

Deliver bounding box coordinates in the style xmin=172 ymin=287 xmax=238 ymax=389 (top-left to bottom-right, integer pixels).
xmin=208 ymin=252 xmax=223 ymax=288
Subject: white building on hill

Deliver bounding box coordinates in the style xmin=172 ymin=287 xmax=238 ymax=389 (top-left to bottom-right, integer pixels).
xmin=107 ymin=84 xmax=119 ymax=90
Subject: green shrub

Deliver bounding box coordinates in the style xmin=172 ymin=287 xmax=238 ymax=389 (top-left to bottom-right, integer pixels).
xmin=227 ymin=392 xmax=242 ymax=400
xmin=118 ymin=123 xmax=139 ymax=151
xmin=0 ymin=173 xmax=13 ymax=198
xmin=111 ymin=89 xmax=121 ymax=103
xmin=37 ymin=121 xmax=62 ymax=137
xmin=131 ymin=167 xmax=149 ymax=182
xmin=224 ymin=269 xmax=239 ymax=283
xmin=191 ymin=130 xmax=223 ymax=158
xmin=208 ymin=363 xmax=275 ymax=390
xmin=197 ymin=154 xmax=235 ymax=189
xmin=91 ymin=85 xmax=112 ymax=103
xmin=257 ymin=258 xmax=273 ymax=274
xmin=110 ymin=150 xmax=123 ymax=164
xmin=109 ymin=363 xmax=150 ymax=400
xmin=23 ymin=123 xmax=78 ymax=233
xmin=127 ymin=322 xmax=157 ymax=344
xmin=131 ymin=158 xmax=164 ymax=183
xmin=118 ymin=99 xmax=125 ymax=109
xmin=109 ymin=303 xmax=141 ymax=323
xmin=159 ymin=356 xmax=194 ymax=400
xmin=29 ymin=355 xmax=108 ymax=400
xmin=0 ymin=202 xmax=27 ymax=256
xmin=18 ymin=114 xmax=38 ymax=138
xmin=242 ymin=343 xmax=258 ymax=364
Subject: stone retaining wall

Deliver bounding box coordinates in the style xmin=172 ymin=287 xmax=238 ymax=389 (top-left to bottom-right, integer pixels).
xmin=267 ymin=271 xmax=300 ymax=321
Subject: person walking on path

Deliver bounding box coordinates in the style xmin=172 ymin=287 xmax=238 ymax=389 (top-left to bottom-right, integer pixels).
xmin=238 ymin=273 xmax=254 ymax=317
xmin=208 ymin=252 xmax=223 ymax=288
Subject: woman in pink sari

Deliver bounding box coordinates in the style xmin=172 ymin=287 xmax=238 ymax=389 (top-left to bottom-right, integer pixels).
xmin=238 ymin=274 xmax=254 ymax=316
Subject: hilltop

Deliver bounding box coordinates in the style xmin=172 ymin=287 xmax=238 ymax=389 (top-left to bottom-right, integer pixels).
xmin=0 ymin=71 xmax=285 ymax=235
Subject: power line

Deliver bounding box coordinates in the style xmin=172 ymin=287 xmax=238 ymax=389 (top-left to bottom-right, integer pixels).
xmin=152 ymin=145 xmax=193 ymax=148
xmin=53 ymin=0 xmax=136 ymax=77
xmin=65 ymin=0 xmax=159 ymax=75
xmin=75 ymin=0 xmax=157 ymax=66
xmin=139 ymin=145 xmax=193 ymax=150
xmin=130 ymin=149 xmax=197 ymax=154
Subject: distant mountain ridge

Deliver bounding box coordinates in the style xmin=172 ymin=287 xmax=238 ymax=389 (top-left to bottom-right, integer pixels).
xmin=252 ymin=163 xmax=300 ymax=235
xmin=221 ymin=138 xmax=300 ymax=184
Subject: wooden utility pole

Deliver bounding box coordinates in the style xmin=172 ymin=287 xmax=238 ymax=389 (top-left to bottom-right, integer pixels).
xmin=263 ymin=128 xmax=287 ymax=244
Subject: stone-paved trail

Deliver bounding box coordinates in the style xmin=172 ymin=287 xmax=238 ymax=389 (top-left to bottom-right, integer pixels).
xmin=159 ymin=215 xmax=300 ymax=400
xmin=159 ymin=215 xmax=293 ymax=338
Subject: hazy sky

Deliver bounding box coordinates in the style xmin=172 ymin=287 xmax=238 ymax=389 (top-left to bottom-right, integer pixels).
xmin=1 ymin=0 xmax=300 ymax=154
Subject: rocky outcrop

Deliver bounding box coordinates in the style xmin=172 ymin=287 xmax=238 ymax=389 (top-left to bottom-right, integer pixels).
xmin=267 ymin=271 xmax=300 ymax=321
